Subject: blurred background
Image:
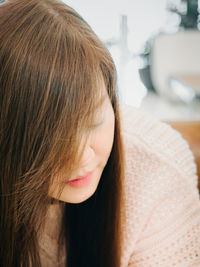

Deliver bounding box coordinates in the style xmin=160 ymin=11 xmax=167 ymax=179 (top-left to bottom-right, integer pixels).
xmin=62 ymin=0 xmax=200 ymax=122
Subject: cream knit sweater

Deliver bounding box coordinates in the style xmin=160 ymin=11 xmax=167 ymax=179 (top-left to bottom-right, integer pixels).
xmin=120 ymin=104 xmax=200 ymax=266
xmin=39 ymin=104 xmax=200 ymax=267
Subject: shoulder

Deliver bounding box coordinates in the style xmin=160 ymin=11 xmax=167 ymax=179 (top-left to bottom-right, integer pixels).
xmin=118 ymin=103 xmax=200 ymax=267
xmin=119 ymin=103 xmax=198 ymax=187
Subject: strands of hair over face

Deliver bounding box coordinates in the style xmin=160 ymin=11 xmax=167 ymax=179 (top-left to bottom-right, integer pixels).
xmin=0 ymin=0 xmax=126 ymax=266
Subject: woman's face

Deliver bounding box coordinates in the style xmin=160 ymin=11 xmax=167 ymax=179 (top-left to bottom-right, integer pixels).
xmin=49 ymin=83 xmax=115 ymax=203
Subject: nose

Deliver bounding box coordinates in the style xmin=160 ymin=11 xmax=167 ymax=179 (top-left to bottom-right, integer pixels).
xmin=79 ymin=145 xmax=95 ymax=168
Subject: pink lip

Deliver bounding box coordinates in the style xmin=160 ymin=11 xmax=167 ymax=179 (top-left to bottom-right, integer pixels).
xmin=67 ymin=171 xmax=94 ymax=188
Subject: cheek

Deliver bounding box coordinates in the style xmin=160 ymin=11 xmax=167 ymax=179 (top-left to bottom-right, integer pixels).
xmin=92 ymin=115 xmax=115 ymax=163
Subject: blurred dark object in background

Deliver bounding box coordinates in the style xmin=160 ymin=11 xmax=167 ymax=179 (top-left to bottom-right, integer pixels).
xmin=167 ymin=0 xmax=199 ymax=30
xmin=138 ymin=65 xmax=155 ymax=93
xmin=139 ymin=0 xmax=200 ymax=97
xmin=138 ymin=36 xmax=157 ymax=93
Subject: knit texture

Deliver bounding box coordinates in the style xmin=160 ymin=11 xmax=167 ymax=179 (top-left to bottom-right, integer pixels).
xmin=119 ymin=103 xmax=200 ymax=267
xmin=38 ymin=103 xmax=200 ymax=266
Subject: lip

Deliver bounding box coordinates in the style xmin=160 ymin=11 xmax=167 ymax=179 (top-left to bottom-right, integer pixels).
xmin=68 ymin=171 xmax=93 ymax=182
xmin=67 ymin=171 xmax=94 ymax=188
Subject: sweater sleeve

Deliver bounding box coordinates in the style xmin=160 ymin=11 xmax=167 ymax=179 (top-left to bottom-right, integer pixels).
xmin=119 ymin=104 xmax=200 ymax=267
xmin=127 ymin=161 xmax=200 ymax=267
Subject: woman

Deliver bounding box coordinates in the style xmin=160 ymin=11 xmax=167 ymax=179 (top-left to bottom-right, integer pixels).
xmin=0 ymin=0 xmax=200 ymax=266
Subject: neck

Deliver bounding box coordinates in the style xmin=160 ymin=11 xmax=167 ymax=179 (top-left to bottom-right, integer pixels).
xmin=44 ymin=200 xmax=65 ymax=240
xmin=37 ymin=200 xmax=67 ymax=264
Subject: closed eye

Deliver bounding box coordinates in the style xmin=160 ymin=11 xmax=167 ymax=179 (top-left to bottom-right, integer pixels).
xmin=90 ymin=120 xmax=104 ymax=129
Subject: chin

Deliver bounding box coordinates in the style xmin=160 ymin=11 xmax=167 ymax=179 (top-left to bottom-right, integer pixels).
xmin=60 ymin=184 xmax=98 ymax=204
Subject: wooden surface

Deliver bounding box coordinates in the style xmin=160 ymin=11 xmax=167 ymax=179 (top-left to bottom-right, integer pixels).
xmin=164 ymin=120 xmax=200 ymax=192
xmin=175 ymin=74 xmax=200 ymax=94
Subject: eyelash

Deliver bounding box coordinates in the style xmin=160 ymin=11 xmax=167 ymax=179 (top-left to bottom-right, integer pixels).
xmin=90 ymin=121 xmax=103 ymax=129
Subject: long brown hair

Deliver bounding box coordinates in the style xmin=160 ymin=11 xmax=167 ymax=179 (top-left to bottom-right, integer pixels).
xmin=0 ymin=0 xmax=126 ymax=266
